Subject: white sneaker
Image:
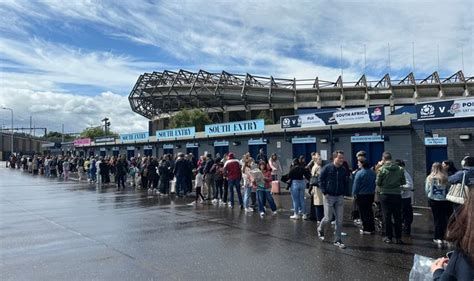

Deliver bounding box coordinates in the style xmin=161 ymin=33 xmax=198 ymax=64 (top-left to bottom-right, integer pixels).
xmin=272 ymin=211 xmax=278 ymax=216
xmin=433 ymin=239 xmax=443 ymax=245
xmin=302 ymin=214 xmax=308 ymax=220
xmin=245 ymin=207 xmax=254 ymax=213
xmin=211 ymin=199 xmax=218 ymax=204
xmin=260 ymin=212 xmax=265 ymax=218
xmin=188 ymin=201 xmax=196 ymax=206
xmin=290 ymin=214 xmax=300 ymax=220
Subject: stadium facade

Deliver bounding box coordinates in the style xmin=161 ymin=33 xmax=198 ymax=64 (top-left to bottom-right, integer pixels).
xmin=77 ymin=70 xmax=474 ymax=205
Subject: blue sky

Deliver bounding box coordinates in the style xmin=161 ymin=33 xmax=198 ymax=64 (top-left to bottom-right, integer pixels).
xmin=0 ymin=0 xmax=472 ymax=134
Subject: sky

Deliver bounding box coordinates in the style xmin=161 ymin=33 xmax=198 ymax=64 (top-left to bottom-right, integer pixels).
xmin=0 ymin=0 xmax=472 ymax=135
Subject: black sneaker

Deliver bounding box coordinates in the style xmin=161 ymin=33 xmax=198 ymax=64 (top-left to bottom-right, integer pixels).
xmin=318 ymin=230 xmax=325 ymax=241
xmin=395 ymin=239 xmax=404 ymax=245
xmin=334 ymin=240 xmax=346 ymax=249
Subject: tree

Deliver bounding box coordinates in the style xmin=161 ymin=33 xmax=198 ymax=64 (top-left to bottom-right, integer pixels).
xmin=80 ymin=126 xmax=117 ymax=139
xmin=169 ymin=109 xmax=212 ymax=131
xmin=256 ymin=110 xmax=274 ymax=125
xmin=44 ymin=131 xmax=74 ymax=142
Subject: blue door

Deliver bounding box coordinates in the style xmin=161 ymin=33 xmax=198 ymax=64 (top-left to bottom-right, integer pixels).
xmin=351 ymin=142 xmax=384 ymax=169
xmin=186 ymin=147 xmax=199 ymax=161
xmin=249 ymin=144 xmax=267 ymax=161
xmin=214 ymin=146 xmax=229 ymax=158
xmin=100 ymin=150 xmax=106 ymax=157
xmin=127 ymin=149 xmax=135 ymax=160
xmin=112 ymin=150 xmax=119 ymax=157
xmin=163 ymin=149 xmax=173 ymax=156
xmin=144 ymin=149 xmax=153 ymax=157
xmin=426 ymin=146 xmax=448 ymax=175
xmin=292 ymin=143 xmax=317 ymax=165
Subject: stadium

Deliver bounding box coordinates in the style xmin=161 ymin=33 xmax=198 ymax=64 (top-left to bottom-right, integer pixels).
xmin=77 ymin=69 xmax=474 ymax=205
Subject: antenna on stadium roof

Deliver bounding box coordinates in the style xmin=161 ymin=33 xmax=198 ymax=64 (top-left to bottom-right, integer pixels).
xmin=461 ymin=47 xmax=465 ymax=73
xmin=340 ymin=45 xmax=343 ymax=77
xmin=364 ymin=44 xmax=367 ymax=74
xmin=437 ymin=44 xmax=440 ymax=74
xmin=412 ymin=42 xmax=415 ymax=74
xmin=388 ymin=43 xmax=391 ymax=74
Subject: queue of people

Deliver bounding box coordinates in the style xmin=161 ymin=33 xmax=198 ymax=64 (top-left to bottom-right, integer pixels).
xmin=7 ymin=150 xmax=473 ymax=280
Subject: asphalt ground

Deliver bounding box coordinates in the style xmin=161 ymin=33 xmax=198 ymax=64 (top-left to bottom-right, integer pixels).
xmin=0 ymin=164 xmax=448 ymax=280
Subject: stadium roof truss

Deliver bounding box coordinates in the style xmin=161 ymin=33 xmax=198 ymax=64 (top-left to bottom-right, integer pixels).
xmin=129 ymin=70 xmax=473 ymax=119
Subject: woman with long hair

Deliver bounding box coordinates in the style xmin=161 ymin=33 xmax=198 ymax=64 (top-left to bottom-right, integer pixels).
xmin=431 ymin=185 xmax=474 ymax=280
xmin=425 ymin=162 xmax=452 ymax=245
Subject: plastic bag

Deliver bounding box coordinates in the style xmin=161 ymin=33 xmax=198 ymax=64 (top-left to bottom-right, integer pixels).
xmin=409 ymin=254 xmax=435 ymax=281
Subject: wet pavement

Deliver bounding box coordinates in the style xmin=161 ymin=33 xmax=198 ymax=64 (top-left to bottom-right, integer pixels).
xmin=1 ymin=164 xmax=448 ymax=280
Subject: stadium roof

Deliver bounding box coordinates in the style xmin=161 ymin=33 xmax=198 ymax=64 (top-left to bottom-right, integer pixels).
xmin=129 ymin=70 xmax=473 ymax=119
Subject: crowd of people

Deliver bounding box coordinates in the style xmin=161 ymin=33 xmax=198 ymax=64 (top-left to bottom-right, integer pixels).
xmin=6 ymin=149 xmax=473 ymax=279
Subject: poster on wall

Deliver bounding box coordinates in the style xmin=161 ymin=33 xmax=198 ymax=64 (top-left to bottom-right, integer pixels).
xmin=416 ymin=98 xmax=474 ymax=121
xmin=280 ymin=106 xmax=385 ymax=129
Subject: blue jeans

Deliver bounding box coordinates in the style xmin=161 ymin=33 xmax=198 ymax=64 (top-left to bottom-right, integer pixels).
xmin=176 ymin=176 xmax=187 ymax=196
xmin=318 ymin=195 xmax=345 ymax=242
xmin=243 ymin=186 xmax=252 ymax=208
xmin=257 ymin=189 xmax=277 ymax=213
xmin=228 ymin=179 xmax=243 ymax=207
xmin=291 ymin=180 xmax=306 ymax=215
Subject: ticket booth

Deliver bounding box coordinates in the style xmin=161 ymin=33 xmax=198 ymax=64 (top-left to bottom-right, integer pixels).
xmin=292 ymin=137 xmax=317 ymax=165
xmin=248 ymin=139 xmax=267 ymax=161
xmin=163 ymin=144 xmax=174 ymax=156
xmin=126 ymin=146 xmax=135 ymax=160
xmin=144 ymin=145 xmax=153 ymax=157
xmin=351 ymin=135 xmax=385 ymax=169
xmin=425 ymin=137 xmax=448 ymax=175
xmin=112 ymin=147 xmax=120 ymax=157
xmin=99 ymin=148 xmax=106 ymax=158
xmin=214 ymin=140 xmax=229 ymax=157
xmin=186 ymin=143 xmax=199 ymax=161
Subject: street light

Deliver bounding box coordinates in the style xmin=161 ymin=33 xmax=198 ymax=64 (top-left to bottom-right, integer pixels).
xmin=1 ymin=107 xmax=14 ymax=157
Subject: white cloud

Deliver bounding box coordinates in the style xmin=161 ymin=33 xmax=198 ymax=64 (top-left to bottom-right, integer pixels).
xmin=0 ymin=88 xmax=148 ymax=134
xmin=0 ymin=0 xmax=473 ymax=135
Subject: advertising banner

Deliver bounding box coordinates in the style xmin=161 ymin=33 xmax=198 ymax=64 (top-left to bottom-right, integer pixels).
xmin=156 ymin=127 xmax=195 ymax=141
xmin=205 ymin=119 xmax=265 ymax=136
xmin=280 ymin=106 xmax=385 ymax=129
xmin=416 ymin=98 xmax=474 ymax=121
xmin=73 ymin=138 xmax=91 ymax=146
xmin=424 ymin=137 xmax=448 ymax=146
xmin=120 ymin=132 xmax=149 ymax=142
xmin=95 ymin=136 xmax=116 ymax=143
xmin=351 ymin=135 xmax=384 ymax=143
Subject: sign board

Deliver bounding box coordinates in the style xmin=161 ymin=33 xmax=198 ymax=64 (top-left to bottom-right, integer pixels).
xmin=73 ymin=138 xmax=91 ymax=147
xmin=214 ymin=140 xmax=229 ymax=147
xmin=112 ymin=147 xmax=120 ymax=151
xmin=41 ymin=142 xmax=55 ymax=148
xmin=205 ymin=119 xmax=264 ymax=136
xmin=163 ymin=144 xmax=174 ymax=149
xmin=120 ymin=132 xmax=149 ymax=142
xmin=248 ymin=138 xmax=267 ymax=145
xmin=95 ymin=136 xmax=116 ymax=143
xmin=351 ymin=135 xmax=384 ymax=143
xmin=291 ymin=137 xmax=317 ymax=144
xmin=143 ymin=145 xmax=153 ymax=150
xmin=281 ymin=106 xmax=385 ymax=129
xmin=127 ymin=146 xmax=135 ymax=150
xmin=424 ymin=137 xmax=448 ymax=146
xmin=156 ymin=127 xmax=195 ymax=141
xmin=186 ymin=143 xmax=199 ymax=148
xmin=320 ymin=150 xmax=328 ymax=161
xmin=416 ymin=98 xmax=474 ymax=121
xmin=276 ymin=141 xmax=281 ymax=148
xmin=100 ymin=148 xmax=106 ymax=151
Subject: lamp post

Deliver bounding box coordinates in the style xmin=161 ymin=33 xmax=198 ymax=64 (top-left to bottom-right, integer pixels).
xmin=1 ymin=107 xmax=14 ymax=157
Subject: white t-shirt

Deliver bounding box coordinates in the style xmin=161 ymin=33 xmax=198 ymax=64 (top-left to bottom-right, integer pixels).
xmin=195 ymin=173 xmax=204 ymax=188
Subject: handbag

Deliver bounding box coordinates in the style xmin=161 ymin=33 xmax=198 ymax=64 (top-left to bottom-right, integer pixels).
xmin=446 ymin=171 xmax=467 ymax=205
xmin=309 ymin=175 xmax=319 ymax=187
